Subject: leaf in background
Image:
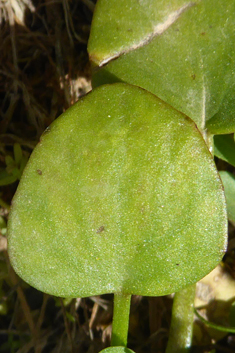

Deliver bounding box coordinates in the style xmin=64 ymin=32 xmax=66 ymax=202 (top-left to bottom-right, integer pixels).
xmin=206 ymin=83 xmax=235 ymax=135
xmin=214 ymin=134 xmax=235 ymax=167
xmin=0 ymin=216 xmax=7 ymax=236
xmin=5 ymin=155 xmax=15 ymax=168
xmin=8 ymin=83 xmax=227 ymax=298
xmin=88 ymin=0 xmax=235 ymax=134
xmin=219 ymin=171 xmax=235 ymax=223
xmin=0 ymin=169 xmax=18 ymax=186
xmin=13 ymin=143 xmax=22 ymax=167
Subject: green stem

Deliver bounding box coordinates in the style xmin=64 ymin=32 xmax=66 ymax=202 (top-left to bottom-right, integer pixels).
xmin=111 ymin=293 xmax=131 ymax=347
xmin=202 ymin=130 xmax=214 ymax=155
xmin=194 ymin=307 xmax=235 ymax=333
xmin=166 ymin=284 xmax=196 ymax=353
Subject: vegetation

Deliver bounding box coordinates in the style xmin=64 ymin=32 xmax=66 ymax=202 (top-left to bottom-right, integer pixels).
xmin=1 ymin=1 xmax=235 ymax=352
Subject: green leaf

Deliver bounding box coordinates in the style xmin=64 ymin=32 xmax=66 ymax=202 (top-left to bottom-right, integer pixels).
xmin=99 ymin=347 xmax=135 ymax=353
xmin=5 ymin=155 xmax=15 ymax=167
xmin=0 ymin=215 xmax=7 ymax=236
xmin=19 ymin=155 xmax=28 ymax=176
xmin=14 ymin=143 xmax=22 ymax=166
xmin=0 ymin=216 xmax=7 ymax=230
xmin=88 ymin=0 xmax=235 ymax=134
xmin=219 ymin=171 xmax=235 ymax=223
xmin=8 ymin=83 xmax=227 ymax=298
xmin=214 ymin=134 xmax=235 ymax=167
xmin=206 ymin=83 xmax=235 ymax=135
xmin=11 ymin=167 xmax=21 ymax=179
xmin=0 ymin=169 xmax=18 ymax=186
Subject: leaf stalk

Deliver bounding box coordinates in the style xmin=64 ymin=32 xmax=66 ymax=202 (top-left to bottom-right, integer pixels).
xmin=111 ymin=293 xmax=131 ymax=347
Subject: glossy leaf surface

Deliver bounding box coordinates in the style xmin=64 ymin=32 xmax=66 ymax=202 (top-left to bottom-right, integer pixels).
xmin=8 ymin=83 xmax=227 ymax=298
xmin=89 ymin=0 xmax=235 ymax=134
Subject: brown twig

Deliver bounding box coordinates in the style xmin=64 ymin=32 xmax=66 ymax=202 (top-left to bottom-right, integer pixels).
xmin=9 ymin=267 xmax=36 ymax=336
xmin=59 ymin=297 xmax=74 ymax=353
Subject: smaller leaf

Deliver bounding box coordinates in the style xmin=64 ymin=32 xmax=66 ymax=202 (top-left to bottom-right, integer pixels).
xmin=66 ymin=311 xmax=76 ymax=323
xmin=19 ymin=155 xmax=28 ymax=177
xmin=0 ymin=216 xmax=7 ymax=236
xmin=219 ymin=171 xmax=235 ymax=223
xmin=14 ymin=143 xmax=22 ymax=166
xmin=0 ymin=171 xmax=18 ymax=186
xmin=99 ymin=347 xmax=135 ymax=353
xmin=5 ymin=155 xmax=15 ymax=167
xmin=11 ymin=167 xmax=21 ymax=180
xmin=0 ymin=216 xmax=6 ymax=230
xmin=214 ymin=135 xmax=235 ymax=167
xmin=89 ymin=0 xmax=235 ymax=132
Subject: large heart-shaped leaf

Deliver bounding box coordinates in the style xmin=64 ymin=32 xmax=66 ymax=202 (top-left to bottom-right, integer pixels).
xmin=88 ymin=0 xmax=235 ymax=134
xmin=8 ymin=83 xmax=227 ymax=298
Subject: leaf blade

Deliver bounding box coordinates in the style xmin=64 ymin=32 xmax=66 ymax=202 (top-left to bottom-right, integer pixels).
xmin=89 ymin=0 xmax=235 ymax=133
xmin=8 ymin=83 xmax=227 ymax=297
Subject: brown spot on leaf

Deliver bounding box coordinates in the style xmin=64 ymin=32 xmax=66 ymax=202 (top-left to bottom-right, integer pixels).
xmin=37 ymin=169 xmax=42 ymax=175
xmin=96 ymin=226 xmax=105 ymax=234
